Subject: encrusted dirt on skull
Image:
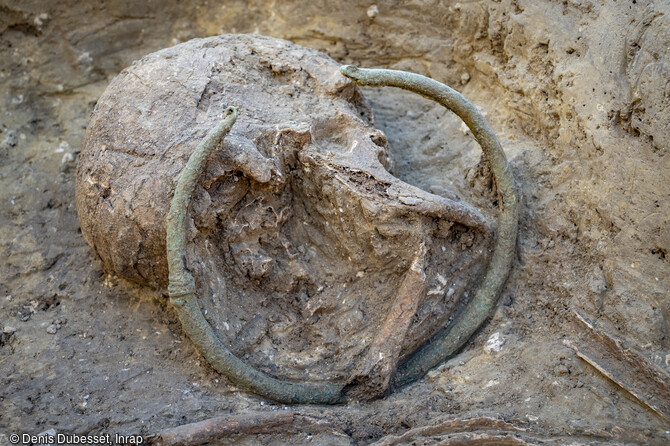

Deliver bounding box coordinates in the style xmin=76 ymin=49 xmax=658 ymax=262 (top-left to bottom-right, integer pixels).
xmin=76 ymin=34 xmax=492 ymax=391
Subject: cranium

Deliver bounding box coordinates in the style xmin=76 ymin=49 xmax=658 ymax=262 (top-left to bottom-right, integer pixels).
xmin=76 ymin=35 xmax=497 ymax=401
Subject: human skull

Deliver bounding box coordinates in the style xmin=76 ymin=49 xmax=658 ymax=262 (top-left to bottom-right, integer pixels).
xmin=76 ymin=34 xmax=492 ymax=397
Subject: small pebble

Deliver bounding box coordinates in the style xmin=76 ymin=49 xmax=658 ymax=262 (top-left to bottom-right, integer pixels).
xmin=484 ymin=332 xmax=505 ymax=354
xmin=367 ymin=5 xmax=379 ymax=19
xmin=460 ymin=72 xmax=471 ymax=85
xmin=0 ymin=130 xmax=18 ymax=150
xmin=556 ymin=364 xmax=570 ymax=375
xmin=34 ymin=12 xmax=50 ymax=27
xmin=3 ymin=326 xmax=16 ymax=335
xmin=55 ymin=140 xmax=70 ymax=153
xmin=46 ymin=324 xmax=58 ymax=334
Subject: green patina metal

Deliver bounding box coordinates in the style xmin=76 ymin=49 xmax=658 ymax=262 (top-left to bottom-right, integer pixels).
xmin=165 ymin=65 xmax=518 ymax=403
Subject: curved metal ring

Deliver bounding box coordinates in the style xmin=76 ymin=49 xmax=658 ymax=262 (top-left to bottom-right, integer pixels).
xmin=166 ymin=65 xmax=518 ymax=404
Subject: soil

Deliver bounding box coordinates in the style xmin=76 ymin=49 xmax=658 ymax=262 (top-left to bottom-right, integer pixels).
xmin=1 ymin=1 xmax=669 ymax=445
